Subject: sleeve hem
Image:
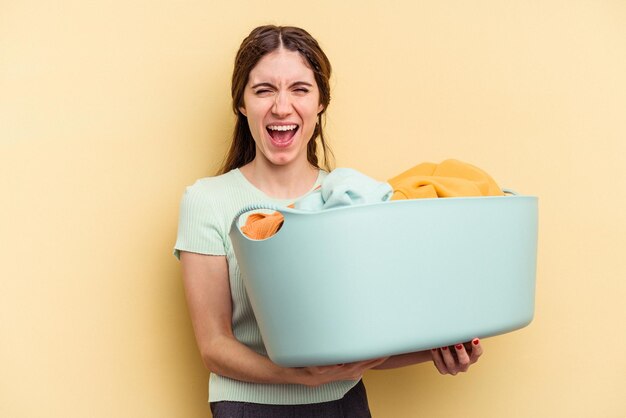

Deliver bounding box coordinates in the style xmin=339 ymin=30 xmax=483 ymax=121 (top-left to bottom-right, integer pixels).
xmin=173 ymin=247 xmax=226 ymax=260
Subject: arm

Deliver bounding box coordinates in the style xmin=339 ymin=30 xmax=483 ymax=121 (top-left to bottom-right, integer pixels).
xmin=371 ymin=350 xmax=433 ymax=369
xmin=372 ymin=340 xmax=484 ymax=375
xmin=180 ymin=251 xmax=386 ymax=386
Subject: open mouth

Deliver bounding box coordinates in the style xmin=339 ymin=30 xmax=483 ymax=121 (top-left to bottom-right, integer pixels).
xmin=267 ymin=124 xmax=299 ymax=147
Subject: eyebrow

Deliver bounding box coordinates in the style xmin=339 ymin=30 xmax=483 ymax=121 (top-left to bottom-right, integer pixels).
xmin=250 ymin=81 xmax=314 ymax=89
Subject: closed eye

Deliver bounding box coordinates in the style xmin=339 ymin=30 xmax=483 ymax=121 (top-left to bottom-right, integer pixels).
xmin=254 ymin=89 xmax=273 ymax=96
xmin=291 ymin=81 xmax=314 ymax=95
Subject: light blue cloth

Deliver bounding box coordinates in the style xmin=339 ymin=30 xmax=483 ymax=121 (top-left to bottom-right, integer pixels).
xmin=295 ymin=168 xmax=393 ymax=211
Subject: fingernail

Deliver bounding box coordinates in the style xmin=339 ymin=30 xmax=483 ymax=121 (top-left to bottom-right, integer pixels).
xmin=472 ymin=338 xmax=480 ymax=345
xmin=455 ymin=344 xmax=463 ymax=350
xmin=442 ymin=346 xmax=448 ymax=351
xmin=431 ymin=348 xmax=437 ymax=352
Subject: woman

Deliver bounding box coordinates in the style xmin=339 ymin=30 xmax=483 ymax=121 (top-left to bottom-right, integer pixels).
xmin=175 ymin=25 xmax=482 ymax=417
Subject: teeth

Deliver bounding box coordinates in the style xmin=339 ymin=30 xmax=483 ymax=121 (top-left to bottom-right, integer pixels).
xmin=268 ymin=124 xmax=297 ymax=131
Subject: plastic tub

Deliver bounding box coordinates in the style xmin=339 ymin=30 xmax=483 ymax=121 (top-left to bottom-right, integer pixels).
xmin=230 ymin=194 xmax=538 ymax=367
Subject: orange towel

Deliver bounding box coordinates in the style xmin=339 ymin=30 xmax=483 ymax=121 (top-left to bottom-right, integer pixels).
xmin=240 ymin=211 xmax=286 ymax=240
xmin=388 ymin=159 xmax=503 ymax=200
xmin=240 ymin=204 xmax=294 ymax=240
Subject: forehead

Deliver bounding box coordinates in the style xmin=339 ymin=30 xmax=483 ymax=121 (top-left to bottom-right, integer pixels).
xmin=248 ymin=48 xmax=316 ymax=85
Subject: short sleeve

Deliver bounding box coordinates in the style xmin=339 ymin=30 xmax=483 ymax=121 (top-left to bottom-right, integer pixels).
xmin=173 ymin=184 xmax=226 ymax=259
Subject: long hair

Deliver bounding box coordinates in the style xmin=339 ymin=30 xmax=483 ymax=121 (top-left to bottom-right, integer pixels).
xmin=217 ymin=25 xmax=334 ymax=174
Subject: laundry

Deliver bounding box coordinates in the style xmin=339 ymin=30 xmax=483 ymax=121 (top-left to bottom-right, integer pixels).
xmin=241 ymin=159 xmax=504 ymax=239
xmin=240 ymin=169 xmax=391 ymax=239
xmin=240 ymin=210 xmax=291 ymax=240
xmin=295 ymin=168 xmax=393 ymax=210
xmin=388 ymin=159 xmax=504 ymax=200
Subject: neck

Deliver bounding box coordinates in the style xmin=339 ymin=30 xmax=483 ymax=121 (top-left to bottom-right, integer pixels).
xmin=240 ymin=158 xmax=319 ymax=200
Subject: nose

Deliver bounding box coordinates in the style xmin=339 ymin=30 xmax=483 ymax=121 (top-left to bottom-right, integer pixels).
xmin=272 ymin=91 xmax=292 ymax=117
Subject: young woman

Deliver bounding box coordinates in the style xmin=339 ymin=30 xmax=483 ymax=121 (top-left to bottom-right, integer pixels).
xmin=175 ymin=25 xmax=483 ymax=417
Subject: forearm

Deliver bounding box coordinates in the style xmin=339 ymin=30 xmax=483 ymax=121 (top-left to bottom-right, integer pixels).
xmin=199 ymin=334 xmax=388 ymax=387
xmin=371 ymin=350 xmax=433 ymax=370
xmin=199 ymin=334 xmax=306 ymax=385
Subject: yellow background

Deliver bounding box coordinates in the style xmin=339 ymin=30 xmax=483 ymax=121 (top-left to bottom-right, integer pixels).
xmin=2 ymin=1 xmax=625 ymax=417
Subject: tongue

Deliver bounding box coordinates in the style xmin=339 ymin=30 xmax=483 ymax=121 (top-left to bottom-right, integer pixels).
xmin=269 ymin=128 xmax=295 ymax=143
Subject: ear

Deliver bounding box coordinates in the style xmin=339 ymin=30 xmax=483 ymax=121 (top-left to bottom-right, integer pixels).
xmin=317 ymin=103 xmax=324 ymax=114
xmin=239 ymin=106 xmax=247 ymax=117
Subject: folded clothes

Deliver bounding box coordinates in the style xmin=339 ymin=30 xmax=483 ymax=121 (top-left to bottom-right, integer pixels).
xmin=241 ymin=159 xmax=503 ymax=240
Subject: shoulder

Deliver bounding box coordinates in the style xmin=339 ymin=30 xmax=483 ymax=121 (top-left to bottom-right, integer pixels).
xmin=182 ymin=170 xmax=242 ymax=203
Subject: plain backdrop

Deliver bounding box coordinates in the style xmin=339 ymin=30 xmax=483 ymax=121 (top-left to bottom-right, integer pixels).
xmin=1 ymin=1 xmax=625 ymax=417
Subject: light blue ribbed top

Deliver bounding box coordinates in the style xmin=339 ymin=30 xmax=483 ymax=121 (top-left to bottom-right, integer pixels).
xmin=174 ymin=168 xmax=358 ymax=404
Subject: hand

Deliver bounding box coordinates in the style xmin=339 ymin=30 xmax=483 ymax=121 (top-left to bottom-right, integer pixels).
xmin=430 ymin=338 xmax=483 ymax=376
xmin=298 ymin=357 xmax=389 ymax=387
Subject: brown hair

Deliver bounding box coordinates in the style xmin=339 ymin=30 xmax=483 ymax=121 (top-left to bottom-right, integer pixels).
xmin=217 ymin=25 xmax=334 ymax=174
